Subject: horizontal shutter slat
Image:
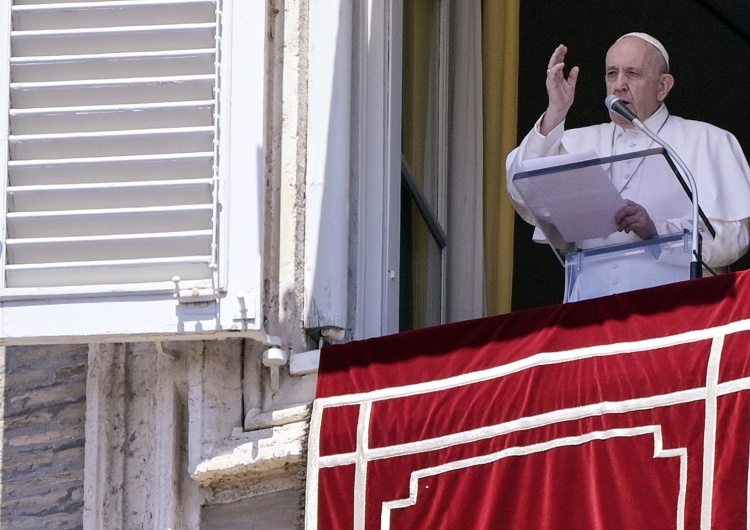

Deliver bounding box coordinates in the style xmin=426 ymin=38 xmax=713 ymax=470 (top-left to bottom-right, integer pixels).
xmin=11 ymin=75 xmax=215 ymax=107
xmin=10 ymin=101 xmax=215 ymax=134
xmin=7 ymin=230 xmax=212 ymax=263
xmin=9 ymin=178 xmax=213 ymax=211
xmin=8 ymin=205 xmax=214 ymax=237
xmin=13 ymin=1 xmax=216 ymax=30
xmin=10 ymin=127 xmax=214 ymax=159
xmin=12 ymin=50 xmax=216 ymax=82
xmin=12 ymin=24 xmax=216 ymax=56
xmin=8 ymin=153 xmax=214 ymax=185
xmin=6 ymin=258 xmax=212 ymax=288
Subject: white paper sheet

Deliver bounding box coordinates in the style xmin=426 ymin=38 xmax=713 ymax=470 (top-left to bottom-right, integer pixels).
xmin=514 ymin=150 xmax=627 ymax=243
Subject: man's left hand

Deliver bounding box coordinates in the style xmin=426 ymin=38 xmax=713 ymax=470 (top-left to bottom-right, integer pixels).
xmin=615 ymin=200 xmax=657 ymax=239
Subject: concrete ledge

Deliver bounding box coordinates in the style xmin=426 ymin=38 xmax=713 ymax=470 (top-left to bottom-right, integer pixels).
xmin=244 ymin=403 xmax=310 ymax=431
xmin=190 ymin=420 xmax=307 ymax=489
xmin=289 ymin=349 xmax=320 ymax=375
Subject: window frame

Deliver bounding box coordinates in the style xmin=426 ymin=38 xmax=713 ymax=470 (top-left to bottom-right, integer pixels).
xmin=351 ymin=0 xmax=403 ymax=339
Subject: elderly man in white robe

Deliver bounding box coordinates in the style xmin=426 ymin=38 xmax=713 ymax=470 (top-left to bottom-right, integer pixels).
xmin=506 ymin=32 xmax=750 ymax=302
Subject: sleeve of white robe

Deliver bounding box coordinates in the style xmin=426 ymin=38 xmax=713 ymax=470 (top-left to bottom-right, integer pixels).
xmin=505 ymin=115 xmax=566 ymax=228
xmin=654 ymin=217 xmax=750 ymax=268
xmin=651 ymin=126 xmax=750 ymax=268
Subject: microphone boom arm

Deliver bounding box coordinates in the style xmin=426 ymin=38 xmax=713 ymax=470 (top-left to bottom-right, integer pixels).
xmin=632 ymin=117 xmax=704 ymax=279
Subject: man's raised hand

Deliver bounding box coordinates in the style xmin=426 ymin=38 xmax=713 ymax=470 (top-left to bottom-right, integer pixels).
xmin=540 ymin=44 xmax=579 ymax=135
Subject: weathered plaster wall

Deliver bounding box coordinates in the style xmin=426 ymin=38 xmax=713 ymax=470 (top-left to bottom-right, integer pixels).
xmin=266 ymin=0 xmax=314 ymax=357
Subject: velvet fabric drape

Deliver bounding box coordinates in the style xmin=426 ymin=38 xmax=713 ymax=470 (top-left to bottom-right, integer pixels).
xmin=309 ymin=270 xmax=750 ymax=528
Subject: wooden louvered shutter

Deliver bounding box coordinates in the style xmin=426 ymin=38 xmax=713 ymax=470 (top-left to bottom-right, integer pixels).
xmin=0 ymin=1 xmax=266 ymax=340
xmin=7 ymin=0 xmax=217 ymax=289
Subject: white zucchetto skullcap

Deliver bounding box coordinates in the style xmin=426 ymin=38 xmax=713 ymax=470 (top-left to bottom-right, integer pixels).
xmin=617 ymin=32 xmax=669 ymax=70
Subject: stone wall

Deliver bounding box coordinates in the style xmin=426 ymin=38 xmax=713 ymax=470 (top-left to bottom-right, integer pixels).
xmin=0 ymin=338 xmax=311 ymax=530
xmin=201 ymin=488 xmax=299 ymax=529
xmin=1 ymin=344 xmax=87 ymax=530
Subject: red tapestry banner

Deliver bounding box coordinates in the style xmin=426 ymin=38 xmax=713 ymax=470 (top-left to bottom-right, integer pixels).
xmin=306 ymin=270 xmax=750 ymax=529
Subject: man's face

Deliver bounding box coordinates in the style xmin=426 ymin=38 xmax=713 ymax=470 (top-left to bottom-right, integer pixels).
xmin=605 ymin=37 xmax=673 ymax=128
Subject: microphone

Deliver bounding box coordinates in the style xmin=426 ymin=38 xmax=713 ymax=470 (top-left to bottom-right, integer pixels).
xmin=603 ymin=94 xmax=711 ymax=279
xmin=605 ymin=95 xmax=639 ymax=124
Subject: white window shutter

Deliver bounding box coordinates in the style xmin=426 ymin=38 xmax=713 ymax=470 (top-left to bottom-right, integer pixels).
xmin=0 ymin=0 xmax=265 ymax=341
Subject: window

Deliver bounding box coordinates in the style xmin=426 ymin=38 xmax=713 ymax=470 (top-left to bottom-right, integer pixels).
xmin=400 ymin=0 xmax=449 ymax=330
xmin=353 ymin=0 xmax=486 ymax=339
xmin=0 ymin=0 xmax=264 ymax=341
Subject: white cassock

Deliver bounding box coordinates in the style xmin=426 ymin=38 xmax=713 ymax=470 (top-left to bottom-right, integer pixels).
xmin=506 ymin=104 xmax=750 ymax=301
